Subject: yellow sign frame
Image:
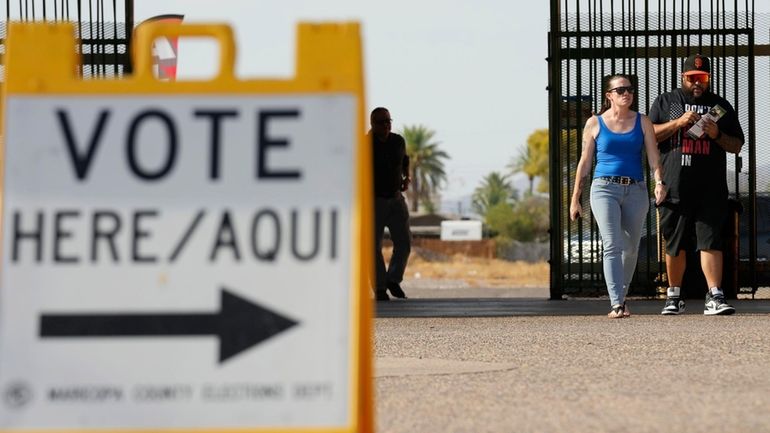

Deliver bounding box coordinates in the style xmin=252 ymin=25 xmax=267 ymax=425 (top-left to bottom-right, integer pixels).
xmin=1 ymin=21 xmax=373 ymax=433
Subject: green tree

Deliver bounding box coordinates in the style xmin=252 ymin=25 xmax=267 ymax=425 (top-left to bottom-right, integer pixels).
xmin=509 ymin=128 xmax=549 ymax=195
xmin=484 ymin=201 xmax=516 ymax=238
xmin=509 ymin=145 xmax=538 ymax=196
xmin=401 ymin=125 xmax=450 ymax=212
xmin=421 ymin=197 xmax=438 ymax=214
xmin=509 ymin=195 xmax=550 ymax=241
xmin=471 ymin=172 xmax=517 ymax=216
xmin=484 ymin=195 xmax=549 ymax=242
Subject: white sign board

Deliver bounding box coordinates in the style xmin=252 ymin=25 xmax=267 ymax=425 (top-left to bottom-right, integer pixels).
xmin=0 ymin=95 xmax=356 ymax=429
xmin=440 ymin=220 xmax=483 ymax=241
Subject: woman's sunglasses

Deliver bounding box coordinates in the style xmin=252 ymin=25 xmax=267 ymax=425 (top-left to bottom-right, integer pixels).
xmin=609 ymin=86 xmax=635 ymax=95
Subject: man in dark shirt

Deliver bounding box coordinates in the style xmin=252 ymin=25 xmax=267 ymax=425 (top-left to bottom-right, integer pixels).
xmin=370 ymin=107 xmax=411 ymax=301
xmin=649 ymin=54 xmax=745 ymax=316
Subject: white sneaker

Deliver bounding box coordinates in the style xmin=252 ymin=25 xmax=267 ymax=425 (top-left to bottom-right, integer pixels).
xmin=704 ymin=292 xmax=735 ymax=316
xmin=661 ymin=297 xmax=685 ymax=315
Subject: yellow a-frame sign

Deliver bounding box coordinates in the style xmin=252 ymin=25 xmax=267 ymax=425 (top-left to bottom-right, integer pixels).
xmin=0 ymin=22 xmax=373 ymax=433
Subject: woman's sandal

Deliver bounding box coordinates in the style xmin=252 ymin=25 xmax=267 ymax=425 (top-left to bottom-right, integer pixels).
xmin=607 ymin=304 xmax=625 ymax=319
xmin=623 ymin=301 xmax=631 ymax=317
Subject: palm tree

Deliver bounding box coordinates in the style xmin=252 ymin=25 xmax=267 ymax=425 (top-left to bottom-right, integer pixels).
xmin=509 ymin=129 xmax=549 ymax=195
xmin=401 ymin=125 xmax=450 ymax=212
xmin=509 ymin=146 xmax=538 ymax=196
xmin=471 ymin=172 xmax=517 ymax=216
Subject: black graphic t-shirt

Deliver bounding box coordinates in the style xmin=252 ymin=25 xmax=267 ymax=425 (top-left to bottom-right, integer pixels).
xmin=648 ymin=88 xmax=744 ymax=205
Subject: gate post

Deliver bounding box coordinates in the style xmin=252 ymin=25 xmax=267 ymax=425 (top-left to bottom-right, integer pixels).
xmin=548 ymin=0 xmax=563 ymax=300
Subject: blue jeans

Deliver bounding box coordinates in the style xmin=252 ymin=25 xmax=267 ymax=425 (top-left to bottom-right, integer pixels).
xmin=590 ymin=179 xmax=649 ymax=307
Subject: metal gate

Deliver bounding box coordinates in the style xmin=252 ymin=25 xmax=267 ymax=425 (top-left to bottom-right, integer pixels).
xmin=548 ymin=0 xmax=767 ymax=299
xmin=1 ymin=0 xmax=134 ymax=78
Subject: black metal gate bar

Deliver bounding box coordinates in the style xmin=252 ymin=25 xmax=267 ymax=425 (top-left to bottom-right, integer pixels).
xmin=549 ymin=0 xmax=564 ymax=299
xmin=747 ymin=26 xmax=757 ymax=291
xmin=1 ymin=0 xmax=133 ymax=78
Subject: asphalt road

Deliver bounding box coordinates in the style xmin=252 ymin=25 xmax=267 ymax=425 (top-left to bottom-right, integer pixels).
xmin=374 ymin=290 xmax=770 ymax=433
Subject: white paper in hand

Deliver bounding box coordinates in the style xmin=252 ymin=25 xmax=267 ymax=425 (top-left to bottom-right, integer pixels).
xmin=687 ymin=104 xmax=727 ymax=139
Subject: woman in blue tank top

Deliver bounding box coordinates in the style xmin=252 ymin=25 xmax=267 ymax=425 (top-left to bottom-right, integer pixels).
xmin=569 ymin=75 xmax=667 ymax=318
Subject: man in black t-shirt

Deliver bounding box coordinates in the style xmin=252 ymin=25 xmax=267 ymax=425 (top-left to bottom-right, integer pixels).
xmin=370 ymin=107 xmax=411 ymax=301
xmin=649 ymin=54 xmax=745 ymax=316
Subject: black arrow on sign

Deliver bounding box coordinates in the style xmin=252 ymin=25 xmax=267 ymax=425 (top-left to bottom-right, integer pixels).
xmin=39 ymin=289 xmax=298 ymax=363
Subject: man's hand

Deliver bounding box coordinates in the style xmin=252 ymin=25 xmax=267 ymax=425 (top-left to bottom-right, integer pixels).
xmin=701 ymin=118 xmax=720 ymax=140
xmin=400 ymin=175 xmax=411 ymax=192
xmin=654 ymin=183 xmax=667 ymax=205
xmin=678 ymin=111 xmax=701 ymax=128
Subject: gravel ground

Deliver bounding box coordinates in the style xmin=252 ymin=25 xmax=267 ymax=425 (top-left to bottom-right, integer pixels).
xmin=375 ymin=314 xmax=770 ymax=433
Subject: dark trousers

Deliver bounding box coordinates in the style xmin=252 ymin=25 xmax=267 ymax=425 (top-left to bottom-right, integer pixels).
xmin=374 ymin=195 xmax=412 ymax=293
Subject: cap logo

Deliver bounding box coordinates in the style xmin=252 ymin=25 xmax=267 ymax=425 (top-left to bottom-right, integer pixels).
xmin=694 ymin=57 xmax=703 ymax=69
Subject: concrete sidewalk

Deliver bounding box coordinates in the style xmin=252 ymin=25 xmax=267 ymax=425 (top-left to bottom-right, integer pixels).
xmin=374 ymin=286 xmax=770 ymax=433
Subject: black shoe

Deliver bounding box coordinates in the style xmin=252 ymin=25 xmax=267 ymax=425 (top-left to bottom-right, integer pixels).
xmin=387 ymin=281 xmax=407 ymax=299
xmin=704 ymin=291 xmax=735 ymax=315
xmin=375 ymin=291 xmax=390 ymax=301
xmin=661 ymin=297 xmax=685 ymax=315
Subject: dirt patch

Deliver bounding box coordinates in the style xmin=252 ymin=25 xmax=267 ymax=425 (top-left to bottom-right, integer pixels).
xmin=384 ymin=246 xmax=549 ymax=288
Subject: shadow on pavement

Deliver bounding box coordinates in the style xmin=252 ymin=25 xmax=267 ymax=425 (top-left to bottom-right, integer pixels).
xmin=376 ymin=298 xmax=770 ymax=317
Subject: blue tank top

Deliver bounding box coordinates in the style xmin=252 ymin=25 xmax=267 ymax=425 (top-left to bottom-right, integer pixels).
xmin=593 ymin=112 xmax=644 ymax=180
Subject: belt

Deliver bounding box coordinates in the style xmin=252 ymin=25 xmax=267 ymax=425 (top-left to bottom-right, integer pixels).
xmin=597 ymin=176 xmax=639 ymax=185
